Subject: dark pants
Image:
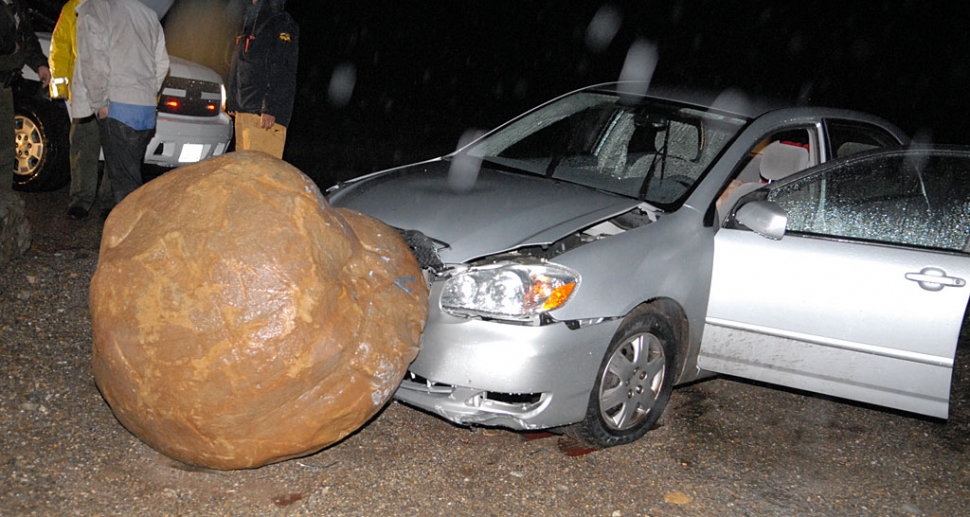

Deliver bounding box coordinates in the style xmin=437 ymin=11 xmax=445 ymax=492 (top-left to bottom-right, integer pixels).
xmin=69 ymin=116 xmax=112 ymax=211
xmin=97 ymin=117 xmax=152 ymax=204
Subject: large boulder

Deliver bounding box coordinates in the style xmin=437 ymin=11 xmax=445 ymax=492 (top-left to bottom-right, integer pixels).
xmin=0 ymin=190 xmax=31 ymax=265
xmin=89 ymin=151 xmax=427 ymax=469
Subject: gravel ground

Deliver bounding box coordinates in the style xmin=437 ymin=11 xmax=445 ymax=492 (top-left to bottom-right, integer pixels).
xmin=2 ymin=186 xmax=969 ymax=517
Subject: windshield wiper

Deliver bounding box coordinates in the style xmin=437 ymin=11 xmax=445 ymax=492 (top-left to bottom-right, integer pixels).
xmin=545 ymin=155 xmax=563 ymax=177
xmin=638 ymin=119 xmax=671 ymax=200
xmin=480 ymin=157 xmax=542 ymax=177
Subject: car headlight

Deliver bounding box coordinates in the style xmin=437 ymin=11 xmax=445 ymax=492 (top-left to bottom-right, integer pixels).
xmin=441 ymin=262 xmax=579 ymax=320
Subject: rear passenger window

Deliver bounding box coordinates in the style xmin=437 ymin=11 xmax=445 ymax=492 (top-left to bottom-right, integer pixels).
xmin=825 ymin=120 xmax=902 ymax=158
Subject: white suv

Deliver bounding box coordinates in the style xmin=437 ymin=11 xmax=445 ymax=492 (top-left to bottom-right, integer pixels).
xmin=12 ymin=29 xmax=233 ymax=192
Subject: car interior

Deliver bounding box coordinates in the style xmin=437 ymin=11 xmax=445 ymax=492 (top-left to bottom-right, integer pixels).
xmin=717 ymin=137 xmax=814 ymax=223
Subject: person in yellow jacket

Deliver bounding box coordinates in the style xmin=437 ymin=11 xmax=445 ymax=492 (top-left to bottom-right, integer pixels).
xmin=50 ymin=0 xmax=111 ymax=220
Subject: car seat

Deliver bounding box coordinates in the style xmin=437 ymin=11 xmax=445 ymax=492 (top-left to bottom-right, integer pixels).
xmin=718 ymin=141 xmax=811 ymax=224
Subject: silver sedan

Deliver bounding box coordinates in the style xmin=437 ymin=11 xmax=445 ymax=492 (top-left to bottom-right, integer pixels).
xmin=327 ymin=83 xmax=967 ymax=448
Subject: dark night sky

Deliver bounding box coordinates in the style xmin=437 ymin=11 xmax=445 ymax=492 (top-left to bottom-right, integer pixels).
xmin=159 ymin=1 xmax=970 ymax=183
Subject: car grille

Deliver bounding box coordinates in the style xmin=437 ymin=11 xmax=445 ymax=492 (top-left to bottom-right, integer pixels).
xmin=157 ymin=77 xmax=223 ymax=118
xmin=401 ymin=372 xmax=543 ymax=406
xmin=401 ymin=371 xmax=455 ymax=394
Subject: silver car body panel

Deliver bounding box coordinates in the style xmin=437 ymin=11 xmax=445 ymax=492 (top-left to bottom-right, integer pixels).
xmin=554 ymin=106 xmax=909 ymax=380
xmin=703 ymin=229 xmax=970 ymax=418
xmin=395 ymin=283 xmax=623 ymax=430
xmin=702 ymin=145 xmax=970 ymax=418
xmin=328 ymin=83 xmax=929 ymax=431
xmin=329 ymin=161 xmax=644 ymax=264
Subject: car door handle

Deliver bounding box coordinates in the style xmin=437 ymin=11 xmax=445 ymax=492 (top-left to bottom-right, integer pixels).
xmin=905 ymin=267 xmax=967 ymax=292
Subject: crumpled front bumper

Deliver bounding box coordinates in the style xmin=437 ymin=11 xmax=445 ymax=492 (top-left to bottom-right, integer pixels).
xmin=394 ymin=305 xmax=622 ymax=431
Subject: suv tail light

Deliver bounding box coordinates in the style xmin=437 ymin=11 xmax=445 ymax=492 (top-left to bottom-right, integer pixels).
xmin=157 ymin=77 xmax=224 ymax=117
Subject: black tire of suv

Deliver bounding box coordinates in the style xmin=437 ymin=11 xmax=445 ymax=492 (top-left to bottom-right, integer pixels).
xmin=12 ymin=94 xmax=70 ymax=192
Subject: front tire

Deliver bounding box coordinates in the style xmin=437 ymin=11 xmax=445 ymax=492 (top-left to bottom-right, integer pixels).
xmin=567 ymin=307 xmax=677 ymax=448
xmin=12 ymin=92 xmax=70 ymax=192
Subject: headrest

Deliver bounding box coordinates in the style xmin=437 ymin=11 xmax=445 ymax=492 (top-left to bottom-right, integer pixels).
xmin=836 ymin=141 xmax=878 ymax=158
xmin=760 ymin=141 xmax=809 ymax=182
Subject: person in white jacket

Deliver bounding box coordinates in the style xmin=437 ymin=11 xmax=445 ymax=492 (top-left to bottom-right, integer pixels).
xmin=73 ymin=0 xmax=169 ymax=207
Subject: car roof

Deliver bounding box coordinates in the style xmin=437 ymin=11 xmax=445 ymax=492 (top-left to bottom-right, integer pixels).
xmin=572 ymin=82 xmax=902 ymax=132
xmin=580 ymin=81 xmax=788 ymax=119
xmin=810 ymin=143 xmax=970 ymax=168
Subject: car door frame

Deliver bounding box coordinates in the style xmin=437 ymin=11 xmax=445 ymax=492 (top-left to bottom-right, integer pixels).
xmin=699 ymin=153 xmax=970 ymax=419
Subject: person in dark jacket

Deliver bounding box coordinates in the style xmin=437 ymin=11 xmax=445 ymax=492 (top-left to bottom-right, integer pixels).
xmin=226 ymin=0 xmax=299 ymax=159
xmin=1 ymin=0 xmax=51 ymax=192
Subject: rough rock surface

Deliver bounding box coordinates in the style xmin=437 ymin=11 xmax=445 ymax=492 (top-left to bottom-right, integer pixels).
xmin=0 ymin=190 xmax=31 ymax=265
xmin=88 ymin=151 xmax=428 ymax=470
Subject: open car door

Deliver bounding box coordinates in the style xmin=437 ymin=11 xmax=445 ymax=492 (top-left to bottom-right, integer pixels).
xmin=700 ymin=148 xmax=970 ymax=418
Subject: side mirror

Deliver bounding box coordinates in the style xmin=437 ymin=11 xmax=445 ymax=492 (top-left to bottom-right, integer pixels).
xmin=735 ymin=200 xmax=787 ymax=240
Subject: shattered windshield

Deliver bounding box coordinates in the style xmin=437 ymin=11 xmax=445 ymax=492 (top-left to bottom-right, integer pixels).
xmin=464 ymin=91 xmax=747 ymax=207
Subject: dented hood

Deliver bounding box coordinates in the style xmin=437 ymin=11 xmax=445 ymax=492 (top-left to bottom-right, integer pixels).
xmin=329 ymin=160 xmax=642 ymax=263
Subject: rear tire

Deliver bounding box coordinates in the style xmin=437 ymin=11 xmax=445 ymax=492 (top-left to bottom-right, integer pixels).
xmin=12 ymin=93 xmax=70 ymax=192
xmin=567 ymin=307 xmax=677 ymax=448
